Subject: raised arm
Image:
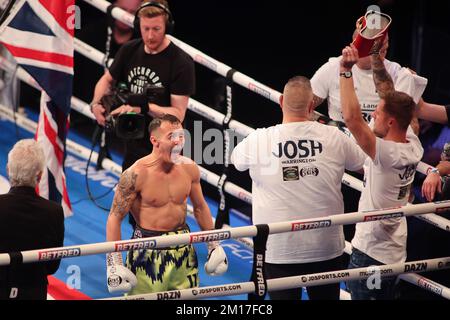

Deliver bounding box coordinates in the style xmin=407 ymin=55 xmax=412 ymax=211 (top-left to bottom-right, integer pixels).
xmin=106 ymin=168 xmax=138 ymax=241
xmin=340 ymin=45 xmax=376 ymax=159
xmin=371 ymin=51 xmax=395 ymax=98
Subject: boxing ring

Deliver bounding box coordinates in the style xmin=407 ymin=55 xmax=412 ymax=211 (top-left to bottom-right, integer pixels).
xmin=0 ymin=0 xmax=449 ymax=300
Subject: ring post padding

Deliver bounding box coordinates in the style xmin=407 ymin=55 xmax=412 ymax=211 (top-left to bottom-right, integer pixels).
xmin=248 ymin=224 xmax=270 ymax=300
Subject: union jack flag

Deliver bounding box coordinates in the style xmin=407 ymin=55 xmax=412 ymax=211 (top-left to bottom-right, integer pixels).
xmin=0 ymin=0 xmax=74 ymax=217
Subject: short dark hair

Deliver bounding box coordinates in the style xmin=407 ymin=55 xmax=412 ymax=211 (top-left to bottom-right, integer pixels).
xmin=148 ymin=114 xmax=181 ymax=135
xmin=139 ymin=0 xmax=170 ymax=22
xmin=383 ymin=91 xmax=415 ymax=130
xmin=283 ymin=76 xmax=313 ymax=112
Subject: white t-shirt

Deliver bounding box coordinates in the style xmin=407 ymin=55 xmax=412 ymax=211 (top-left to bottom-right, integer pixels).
xmin=231 ymin=121 xmax=367 ymax=264
xmin=351 ymin=127 xmax=424 ymax=264
xmin=311 ymin=57 xmax=427 ymax=122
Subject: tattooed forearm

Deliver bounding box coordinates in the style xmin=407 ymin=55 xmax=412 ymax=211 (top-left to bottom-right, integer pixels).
xmin=371 ymin=54 xmax=395 ymax=97
xmin=312 ymin=94 xmax=325 ymax=109
xmin=110 ymin=169 xmax=138 ymax=218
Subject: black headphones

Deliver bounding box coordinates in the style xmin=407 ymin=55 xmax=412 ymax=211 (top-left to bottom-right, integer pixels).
xmin=134 ymin=1 xmax=175 ymax=35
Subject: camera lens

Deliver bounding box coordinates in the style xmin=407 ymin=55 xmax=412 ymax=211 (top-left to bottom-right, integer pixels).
xmin=115 ymin=114 xmax=145 ymax=139
xmin=120 ymin=118 xmax=137 ymax=133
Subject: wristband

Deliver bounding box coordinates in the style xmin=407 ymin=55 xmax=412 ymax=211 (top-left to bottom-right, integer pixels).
xmin=430 ymin=168 xmax=441 ymax=176
xmin=89 ymin=101 xmax=100 ymax=113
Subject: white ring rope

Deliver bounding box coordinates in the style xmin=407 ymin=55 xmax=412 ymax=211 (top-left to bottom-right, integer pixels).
xmin=4 ymin=44 xmax=448 ymax=230
xmin=185 ymin=204 xmax=351 ymax=299
xmin=0 ymin=199 xmax=448 ymax=266
xmin=343 ymin=241 xmax=450 ymax=299
xmin=81 ymin=0 xmax=435 ymax=178
xmin=83 ymin=0 xmax=282 ymax=104
xmin=0 ymin=103 xmax=123 ymax=177
xmin=0 ymin=101 xmax=253 ymax=203
xmin=100 ymin=257 xmax=450 ymax=300
xmin=415 ymin=214 xmax=450 ymax=231
xmin=399 ymin=273 xmax=450 ymax=300
xmin=1 ymin=90 xmax=447 ymax=232
xmin=0 ymin=0 xmax=447 ymax=300
xmin=1 ymin=27 xmax=447 ymax=225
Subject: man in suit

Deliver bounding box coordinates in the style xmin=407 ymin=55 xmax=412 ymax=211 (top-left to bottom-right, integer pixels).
xmin=0 ymin=139 xmax=65 ymax=300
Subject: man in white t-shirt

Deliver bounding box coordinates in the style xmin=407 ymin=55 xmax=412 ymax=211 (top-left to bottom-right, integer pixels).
xmin=311 ymin=25 xmax=427 ymax=237
xmin=339 ymin=43 xmax=424 ymax=300
xmin=231 ymin=76 xmax=367 ymax=300
xmin=311 ymin=33 xmax=427 ymax=123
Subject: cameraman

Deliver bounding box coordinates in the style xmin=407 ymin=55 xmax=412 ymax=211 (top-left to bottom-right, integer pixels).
xmin=90 ymin=0 xmax=195 ymax=170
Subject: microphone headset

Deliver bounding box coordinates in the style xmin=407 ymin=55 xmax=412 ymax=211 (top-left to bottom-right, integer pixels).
xmin=134 ymin=1 xmax=175 ymax=35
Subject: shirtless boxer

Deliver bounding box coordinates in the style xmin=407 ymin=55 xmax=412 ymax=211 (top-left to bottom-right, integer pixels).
xmin=105 ymin=114 xmax=227 ymax=295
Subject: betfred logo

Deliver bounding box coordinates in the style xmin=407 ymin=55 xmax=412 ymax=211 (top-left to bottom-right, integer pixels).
xmin=38 ymin=248 xmax=81 ymax=261
xmin=238 ymin=191 xmax=252 ymax=203
xmin=363 ymin=212 xmax=403 ymax=222
xmin=255 ymin=253 xmax=265 ymax=296
xmin=194 ymin=55 xmax=217 ymax=72
xmin=115 ymin=240 xmax=157 ymax=251
xmin=248 ymin=83 xmax=271 ymax=99
xmin=190 ymin=231 xmax=231 ymax=243
xmin=291 ymin=220 xmax=331 ymax=231
xmin=436 ymin=206 xmax=450 ymax=214
xmin=418 ymin=278 xmax=443 ymax=296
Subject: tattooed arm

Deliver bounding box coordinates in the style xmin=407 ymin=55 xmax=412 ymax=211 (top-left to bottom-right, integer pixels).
xmin=312 ymin=94 xmax=325 ymax=110
xmin=106 ymin=168 xmax=138 ymax=241
xmin=371 ymin=41 xmax=422 ymax=131
xmin=370 ymin=42 xmax=395 ymax=98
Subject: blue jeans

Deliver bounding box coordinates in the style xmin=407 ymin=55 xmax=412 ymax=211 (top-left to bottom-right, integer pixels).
xmin=346 ymin=248 xmax=397 ymax=300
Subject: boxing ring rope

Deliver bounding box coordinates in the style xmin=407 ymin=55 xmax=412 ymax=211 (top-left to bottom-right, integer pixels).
xmin=0 ymin=4 xmax=442 ymax=210
xmin=69 ymin=39 xmax=450 ymax=228
xmin=0 ymin=101 xmax=252 ymax=202
xmin=0 ymin=199 xmax=448 ymax=266
xmin=398 ymin=273 xmax=450 ymax=300
xmin=2 ymin=23 xmax=450 ymax=302
xmin=82 ymin=0 xmax=281 ymax=103
xmin=77 ymin=0 xmax=450 ymax=233
xmin=0 ymin=54 xmax=96 ymax=121
xmin=101 ymin=257 xmax=450 ymax=300
xmin=82 ymin=0 xmax=435 ymax=178
xmin=1 ymin=107 xmax=447 ymax=301
xmin=72 ymin=39 xmax=255 ymax=136
xmin=0 ymin=93 xmax=448 ymax=300
xmin=0 ymin=1 xmax=447 ymax=300
xmin=342 ymin=241 xmax=450 ymax=299
xmin=2 ymin=45 xmax=449 ymax=231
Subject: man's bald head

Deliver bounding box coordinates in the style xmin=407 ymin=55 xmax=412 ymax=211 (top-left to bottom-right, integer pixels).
xmin=282 ymin=76 xmax=313 ymax=115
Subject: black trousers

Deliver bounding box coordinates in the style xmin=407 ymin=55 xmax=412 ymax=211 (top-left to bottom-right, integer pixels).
xmin=265 ymin=255 xmax=344 ymax=300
